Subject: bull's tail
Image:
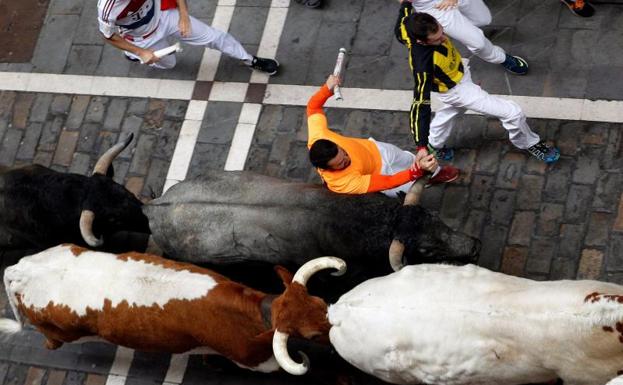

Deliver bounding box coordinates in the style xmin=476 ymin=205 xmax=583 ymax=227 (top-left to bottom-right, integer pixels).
xmin=0 ymin=318 xmax=22 ymax=336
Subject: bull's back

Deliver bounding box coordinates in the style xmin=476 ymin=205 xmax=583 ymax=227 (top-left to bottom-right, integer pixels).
xmin=145 ymin=170 xmax=397 ymax=265
xmin=328 ymin=264 xmax=623 ymax=385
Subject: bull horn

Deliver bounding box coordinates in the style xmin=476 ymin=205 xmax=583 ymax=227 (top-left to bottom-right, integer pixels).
xmin=272 ymin=330 xmax=310 ymax=375
xmin=403 ymin=176 xmax=427 ymax=206
xmin=79 ymin=210 xmax=103 ymax=247
xmin=92 ymin=133 xmax=134 ymax=175
xmin=292 ymin=257 xmax=346 ymax=287
xmin=388 ymin=239 xmax=406 ymax=272
xmin=388 ymin=177 xmax=428 ymax=271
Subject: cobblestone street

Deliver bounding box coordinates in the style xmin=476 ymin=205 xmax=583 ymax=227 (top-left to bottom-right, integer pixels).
xmin=1 ymin=0 xmax=623 ymax=384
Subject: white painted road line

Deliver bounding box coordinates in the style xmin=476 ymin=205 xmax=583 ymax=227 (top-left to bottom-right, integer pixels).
xmin=105 ymin=346 xmax=134 ymax=385
xmin=163 ymin=354 xmax=189 ymax=384
xmin=3 ymin=71 xmax=623 ymax=123
xmin=197 ymin=0 xmax=236 ymax=82
xmin=250 ymin=0 xmax=290 ymax=84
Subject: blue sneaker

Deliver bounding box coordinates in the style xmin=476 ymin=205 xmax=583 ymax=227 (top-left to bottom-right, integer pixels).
xmin=502 ymin=54 xmax=529 ymax=75
xmin=427 ymin=144 xmax=454 ymax=161
xmin=527 ymin=141 xmax=560 ymax=163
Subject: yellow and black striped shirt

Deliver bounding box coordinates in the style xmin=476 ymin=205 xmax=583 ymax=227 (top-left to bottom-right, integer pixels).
xmin=395 ymin=2 xmax=464 ymax=147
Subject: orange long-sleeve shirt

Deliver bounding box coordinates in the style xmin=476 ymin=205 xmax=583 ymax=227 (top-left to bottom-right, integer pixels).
xmin=307 ymin=85 xmax=412 ymax=194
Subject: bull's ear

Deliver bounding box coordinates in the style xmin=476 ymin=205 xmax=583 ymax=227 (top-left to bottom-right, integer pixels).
xmin=274 ymin=265 xmax=294 ymax=287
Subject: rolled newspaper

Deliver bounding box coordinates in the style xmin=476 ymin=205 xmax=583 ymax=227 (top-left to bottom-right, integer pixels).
xmin=139 ymin=42 xmax=183 ymax=64
xmin=332 ymin=48 xmax=347 ymax=101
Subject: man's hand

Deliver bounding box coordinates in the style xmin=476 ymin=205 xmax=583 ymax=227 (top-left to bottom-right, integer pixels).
xmin=435 ymin=0 xmax=458 ymax=10
xmin=178 ymin=15 xmax=191 ymax=37
xmin=414 ymin=146 xmax=429 ymax=164
xmin=138 ymin=48 xmax=159 ymax=64
xmin=325 ymin=74 xmax=341 ymax=92
xmin=418 ymin=153 xmax=438 ymax=172
xmin=408 ymin=161 xmax=425 ymax=181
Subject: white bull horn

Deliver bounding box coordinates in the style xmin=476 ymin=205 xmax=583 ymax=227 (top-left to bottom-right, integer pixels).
xmin=388 ymin=177 xmax=428 ymax=271
xmin=272 ymin=330 xmax=310 ymax=375
xmin=79 ymin=210 xmax=103 ymax=247
xmin=292 ymin=256 xmax=346 ymax=287
xmin=388 ymin=239 xmax=406 ymax=272
xmin=403 ymin=176 xmax=427 ymax=206
xmin=92 ymin=133 xmax=134 ymax=175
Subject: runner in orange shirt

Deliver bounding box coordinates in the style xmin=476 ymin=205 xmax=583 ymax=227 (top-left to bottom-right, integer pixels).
xmin=307 ymin=75 xmax=459 ymax=197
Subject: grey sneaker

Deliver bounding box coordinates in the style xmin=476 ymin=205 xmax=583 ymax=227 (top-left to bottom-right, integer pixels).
xmin=527 ymin=141 xmax=560 ymax=163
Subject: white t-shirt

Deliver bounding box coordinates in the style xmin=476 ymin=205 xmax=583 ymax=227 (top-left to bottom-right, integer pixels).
xmin=97 ymin=0 xmax=161 ymax=39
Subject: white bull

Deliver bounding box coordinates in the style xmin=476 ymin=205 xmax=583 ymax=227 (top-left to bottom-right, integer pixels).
xmin=323 ymin=263 xmax=623 ymax=385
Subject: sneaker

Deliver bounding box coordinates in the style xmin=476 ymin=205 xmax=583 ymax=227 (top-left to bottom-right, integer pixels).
xmin=427 ymin=144 xmax=454 ymax=161
xmin=502 ymin=54 xmax=529 ymax=75
xmin=560 ymin=0 xmax=595 ymax=17
xmin=527 ymin=141 xmax=560 ymax=164
xmin=426 ymin=166 xmax=459 ymax=188
xmin=249 ymin=56 xmax=279 ymax=76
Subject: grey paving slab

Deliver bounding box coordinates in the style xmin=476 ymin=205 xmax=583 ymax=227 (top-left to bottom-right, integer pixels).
xmin=126 ymin=352 xmax=170 ymax=381
xmin=196 ymin=102 xmax=241 ymax=144
xmin=65 ymin=45 xmax=103 ymax=75
xmin=32 ymin=15 xmax=79 ymax=73
xmin=73 ymin=4 xmax=102 ymax=45
xmin=48 ymin=0 xmax=84 ymax=15
xmin=229 ymin=6 xmax=268 ymax=46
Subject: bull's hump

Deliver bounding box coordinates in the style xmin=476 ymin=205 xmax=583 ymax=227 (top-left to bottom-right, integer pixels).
xmin=151 ymin=171 xmax=331 ymax=207
xmin=6 ymin=245 xmax=218 ymax=316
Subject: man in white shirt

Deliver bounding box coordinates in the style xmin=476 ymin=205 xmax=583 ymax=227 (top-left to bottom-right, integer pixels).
xmin=97 ymin=0 xmax=279 ymax=75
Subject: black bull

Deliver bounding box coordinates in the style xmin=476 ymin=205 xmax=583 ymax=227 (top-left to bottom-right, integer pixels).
xmin=0 ymin=134 xmax=150 ymax=250
xmin=144 ymin=170 xmax=480 ymax=291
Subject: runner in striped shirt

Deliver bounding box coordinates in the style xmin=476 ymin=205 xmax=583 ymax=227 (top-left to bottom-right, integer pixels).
xmin=97 ymin=0 xmax=279 ymax=74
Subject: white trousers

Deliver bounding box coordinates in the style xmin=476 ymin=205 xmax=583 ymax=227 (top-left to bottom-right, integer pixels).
xmin=371 ymin=139 xmax=416 ymax=198
xmin=430 ymin=68 xmax=540 ymax=150
xmin=125 ymin=9 xmax=252 ymax=69
xmin=412 ymin=0 xmax=506 ymax=64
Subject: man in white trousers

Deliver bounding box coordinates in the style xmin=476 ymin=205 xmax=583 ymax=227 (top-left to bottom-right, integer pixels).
xmin=408 ymin=0 xmax=528 ymax=75
xmin=97 ymin=0 xmax=279 ymax=75
xmin=395 ymin=1 xmax=560 ymax=164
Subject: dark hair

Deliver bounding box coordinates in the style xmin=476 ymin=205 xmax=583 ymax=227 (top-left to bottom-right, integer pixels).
xmin=309 ymin=139 xmax=338 ymax=169
xmin=405 ymin=13 xmax=439 ymax=42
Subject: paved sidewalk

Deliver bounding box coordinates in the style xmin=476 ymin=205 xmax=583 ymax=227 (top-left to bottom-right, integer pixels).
xmin=1 ymin=0 xmax=623 ymax=385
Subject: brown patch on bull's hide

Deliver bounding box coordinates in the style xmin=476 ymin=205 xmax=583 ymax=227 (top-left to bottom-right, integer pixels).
xmin=603 ymin=326 xmax=614 ymax=332
xmin=618 ymin=370 xmax=623 ymax=375
xmin=69 ymin=244 xmax=88 ymax=256
xmin=115 ymin=252 xmax=228 ymax=282
xmin=272 ymin=282 xmax=331 ymax=344
xmin=585 ymin=292 xmax=623 ymax=304
xmin=585 ymin=292 xmax=600 ymax=303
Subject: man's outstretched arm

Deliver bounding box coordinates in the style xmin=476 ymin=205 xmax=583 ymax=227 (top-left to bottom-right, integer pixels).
xmin=307 ymin=75 xmax=339 ymax=117
xmin=102 ymin=34 xmax=158 ymax=64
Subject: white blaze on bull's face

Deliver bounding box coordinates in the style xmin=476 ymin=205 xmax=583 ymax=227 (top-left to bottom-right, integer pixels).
xmin=6 ymin=245 xmax=217 ymax=316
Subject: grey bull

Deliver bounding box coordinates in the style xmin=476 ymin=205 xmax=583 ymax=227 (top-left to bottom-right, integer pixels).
xmin=144 ymin=170 xmax=480 ymax=288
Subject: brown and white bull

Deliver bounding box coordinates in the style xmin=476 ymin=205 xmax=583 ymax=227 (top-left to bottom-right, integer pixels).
xmin=0 ymin=244 xmax=341 ymax=372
